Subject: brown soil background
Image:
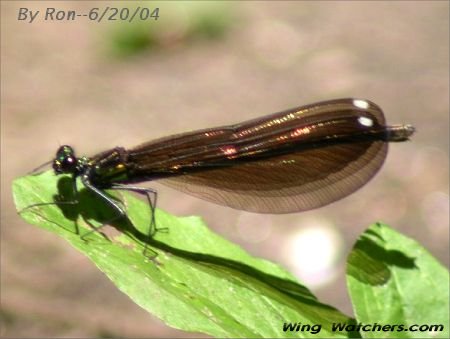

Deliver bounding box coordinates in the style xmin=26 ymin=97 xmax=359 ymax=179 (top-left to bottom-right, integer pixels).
xmin=1 ymin=1 xmax=449 ymax=337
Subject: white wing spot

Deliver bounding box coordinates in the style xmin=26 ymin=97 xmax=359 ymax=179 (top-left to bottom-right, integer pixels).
xmin=358 ymin=116 xmax=374 ymax=127
xmin=353 ymin=99 xmax=370 ymax=109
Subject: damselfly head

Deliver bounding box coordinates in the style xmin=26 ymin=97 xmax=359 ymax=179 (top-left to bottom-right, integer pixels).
xmin=53 ymin=145 xmax=78 ymax=175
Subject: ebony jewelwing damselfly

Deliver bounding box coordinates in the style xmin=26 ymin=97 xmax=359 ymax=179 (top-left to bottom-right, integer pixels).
xmin=23 ymin=98 xmax=415 ymax=246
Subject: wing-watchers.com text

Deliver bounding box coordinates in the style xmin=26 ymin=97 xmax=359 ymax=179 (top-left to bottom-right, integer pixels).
xmin=282 ymin=322 xmax=444 ymax=335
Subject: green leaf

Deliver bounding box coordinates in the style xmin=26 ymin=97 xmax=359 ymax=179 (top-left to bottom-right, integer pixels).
xmin=13 ymin=172 xmax=354 ymax=338
xmin=347 ymin=223 xmax=449 ymax=338
xmin=105 ymin=1 xmax=234 ymax=58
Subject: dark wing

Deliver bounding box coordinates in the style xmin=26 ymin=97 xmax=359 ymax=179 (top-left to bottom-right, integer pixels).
xmin=160 ymin=141 xmax=387 ymax=213
xmin=128 ymin=98 xmax=389 ymax=213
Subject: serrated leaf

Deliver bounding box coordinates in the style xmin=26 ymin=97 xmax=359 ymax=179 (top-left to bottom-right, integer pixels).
xmin=13 ymin=172 xmax=355 ymax=338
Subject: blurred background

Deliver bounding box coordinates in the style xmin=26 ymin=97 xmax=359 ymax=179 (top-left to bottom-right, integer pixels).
xmin=1 ymin=1 xmax=448 ymax=337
